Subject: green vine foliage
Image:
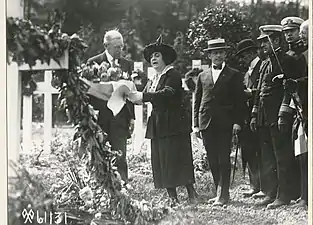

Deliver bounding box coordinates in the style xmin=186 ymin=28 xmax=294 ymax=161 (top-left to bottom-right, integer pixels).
xmin=7 ymin=17 xmax=169 ymax=224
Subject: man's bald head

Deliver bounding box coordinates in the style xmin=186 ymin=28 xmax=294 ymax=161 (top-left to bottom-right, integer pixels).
xmin=300 ymin=20 xmax=309 ymax=45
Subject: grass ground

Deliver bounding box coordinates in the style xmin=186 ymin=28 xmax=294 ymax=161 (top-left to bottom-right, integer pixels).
xmin=10 ymin=125 xmax=308 ymax=225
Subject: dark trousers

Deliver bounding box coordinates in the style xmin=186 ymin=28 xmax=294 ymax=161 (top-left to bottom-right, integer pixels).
xmin=258 ymin=126 xmax=278 ymax=198
xmin=259 ymin=124 xmax=301 ymax=201
xmin=201 ymin=122 xmax=233 ymax=201
xmin=99 ymin=108 xmax=129 ymax=183
xmin=240 ymin=126 xmax=262 ymax=191
xmin=298 ymin=152 xmax=308 ymax=202
xmin=109 ymin=131 xmax=128 ymax=182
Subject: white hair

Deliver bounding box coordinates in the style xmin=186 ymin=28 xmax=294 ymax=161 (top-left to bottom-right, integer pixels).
xmin=103 ymin=30 xmax=123 ymax=45
xmin=300 ymin=20 xmax=309 ymax=31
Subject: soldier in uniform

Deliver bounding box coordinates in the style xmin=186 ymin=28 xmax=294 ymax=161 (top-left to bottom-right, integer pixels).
xmin=281 ymin=17 xmax=306 ymax=58
xmin=250 ymin=25 xmax=301 ymax=209
xmin=279 ymin=19 xmax=308 ymax=207
xmin=235 ymin=39 xmax=264 ymax=198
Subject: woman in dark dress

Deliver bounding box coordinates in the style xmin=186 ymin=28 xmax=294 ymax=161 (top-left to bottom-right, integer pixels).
xmin=128 ymin=35 xmax=197 ymax=203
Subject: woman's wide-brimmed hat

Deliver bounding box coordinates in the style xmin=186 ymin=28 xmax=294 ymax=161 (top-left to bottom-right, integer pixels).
xmin=204 ymin=38 xmax=231 ymax=51
xmin=235 ymin=39 xmax=258 ymax=56
xmin=143 ymin=35 xmax=177 ymax=64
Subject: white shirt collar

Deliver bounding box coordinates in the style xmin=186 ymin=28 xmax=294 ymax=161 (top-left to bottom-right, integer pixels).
xmin=157 ymin=65 xmax=174 ymax=77
xmin=211 ymin=62 xmax=225 ymax=71
xmin=105 ymin=50 xmax=113 ymax=62
xmin=149 ymin=65 xmax=174 ymax=92
xmin=105 ymin=50 xmax=119 ymax=66
xmin=249 ymin=57 xmax=260 ymax=70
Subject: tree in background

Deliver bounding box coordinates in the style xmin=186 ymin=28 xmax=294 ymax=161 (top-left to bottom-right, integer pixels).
xmin=186 ymin=3 xmax=252 ymax=69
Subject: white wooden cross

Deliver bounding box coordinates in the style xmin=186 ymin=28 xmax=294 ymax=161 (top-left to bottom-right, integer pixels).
xmin=7 ymin=0 xmax=69 ymax=178
xmin=22 ymin=71 xmax=60 ymax=154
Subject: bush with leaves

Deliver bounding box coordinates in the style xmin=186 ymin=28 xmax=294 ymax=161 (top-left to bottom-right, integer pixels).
xmin=186 ymin=4 xmax=252 ymax=68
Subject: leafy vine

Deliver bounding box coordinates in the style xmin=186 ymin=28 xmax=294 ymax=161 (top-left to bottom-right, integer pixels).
xmin=7 ymin=17 xmax=168 ymax=224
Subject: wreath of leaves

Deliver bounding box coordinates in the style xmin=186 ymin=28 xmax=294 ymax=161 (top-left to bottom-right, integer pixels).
xmin=7 ymin=17 xmax=169 ymax=224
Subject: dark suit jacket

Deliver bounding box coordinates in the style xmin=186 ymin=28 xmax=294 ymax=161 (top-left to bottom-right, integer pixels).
xmin=194 ymin=65 xmax=246 ymax=131
xmin=86 ymin=51 xmax=135 ymax=138
xmin=143 ymin=68 xmax=192 ymax=139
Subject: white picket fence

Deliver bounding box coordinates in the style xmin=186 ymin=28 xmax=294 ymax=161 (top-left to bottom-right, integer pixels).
xmin=20 ymin=62 xmax=153 ymax=155
xmin=20 ymin=60 xmax=209 ymax=155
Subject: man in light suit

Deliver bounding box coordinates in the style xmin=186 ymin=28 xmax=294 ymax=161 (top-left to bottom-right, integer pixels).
xmin=87 ymin=30 xmax=135 ymax=184
xmin=235 ymin=39 xmax=264 ymax=198
xmin=194 ymin=38 xmax=246 ymax=206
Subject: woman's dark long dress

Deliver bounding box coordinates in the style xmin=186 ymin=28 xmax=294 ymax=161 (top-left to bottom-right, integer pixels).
xmin=143 ymin=68 xmax=195 ymax=188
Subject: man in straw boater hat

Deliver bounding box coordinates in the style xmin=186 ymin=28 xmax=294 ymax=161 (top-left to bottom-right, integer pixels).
xmin=250 ymin=25 xmax=301 ymax=209
xmin=193 ymin=38 xmax=246 ymax=206
xmin=235 ymin=39 xmax=265 ymax=199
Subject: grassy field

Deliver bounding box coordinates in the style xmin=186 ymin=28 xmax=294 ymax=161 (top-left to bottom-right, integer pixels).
xmin=9 ymin=125 xmax=308 ymax=225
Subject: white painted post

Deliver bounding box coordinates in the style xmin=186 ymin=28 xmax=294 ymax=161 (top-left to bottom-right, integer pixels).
xmin=191 ymin=60 xmax=201 ymax=130
xmin=133 ymin=62 xmax=144 ymax=153
xmin=7 ymin=62 xmax=22 ymax=168
xmin=7 ymin=0 xmax=25 ymax=177
xmin=145 ymin=67 xmax=156 ymax=158
xmin=43 ymin=71 xmax=54 ymax=153
xmin=146 ymin=67 xmax=155 ymax=118
xmin=22 ymin=95 xmax=33 ymax=152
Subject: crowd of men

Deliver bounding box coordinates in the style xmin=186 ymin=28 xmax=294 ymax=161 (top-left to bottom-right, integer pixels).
xmin=189 ymin=16 xmax=308 ymax=208
xmin=84 ymin=14 xmax=308 ymax=209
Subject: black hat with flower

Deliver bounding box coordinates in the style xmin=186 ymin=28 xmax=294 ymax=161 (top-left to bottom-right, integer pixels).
xmin=143 ymin=35 xmax=177 ymax=65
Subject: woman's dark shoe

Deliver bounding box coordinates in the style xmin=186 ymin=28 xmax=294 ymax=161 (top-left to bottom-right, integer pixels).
xmin=266 ymin=199 xmax=290 ymax=209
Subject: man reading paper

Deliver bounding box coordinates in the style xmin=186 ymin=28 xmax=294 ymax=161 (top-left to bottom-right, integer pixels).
xmin=86 ymin=30 xmax=135 ymax=185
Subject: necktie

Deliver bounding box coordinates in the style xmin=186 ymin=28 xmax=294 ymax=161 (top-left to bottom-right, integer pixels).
xmin=213 ymin=64 xmax=222 ymax=70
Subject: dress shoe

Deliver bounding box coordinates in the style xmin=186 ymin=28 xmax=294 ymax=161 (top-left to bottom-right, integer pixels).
xmin=212 ymin=198 xmax=228 ymax=206
xmin=256 ymin=196 xmax=275 ymax=206
xmin=243 ymin=189 xmax=259 ymax=198
xmin=296 ymin=199 xmax=307 ymax=207
xmin=266 ymin=199 xmax=290 ymax=209
xmin=208 ymin=197 xmax=218 ymax=204
xmin=252 ymin=191 xmax=266 ymax=199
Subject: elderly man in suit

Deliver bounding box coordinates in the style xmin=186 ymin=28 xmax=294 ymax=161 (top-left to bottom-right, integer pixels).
xmin=235 ymin=39 xmax=265 ymax=198
xmin=194 ymin=38 xmax=246 ymax=206
xmin=87 ymin=30 xmax=135 ymax=184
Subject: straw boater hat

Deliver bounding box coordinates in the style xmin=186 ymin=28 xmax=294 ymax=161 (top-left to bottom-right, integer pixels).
xmin=235 ymin=39 xmax=258 ymax=56
xmin=281 ymin=16 xmax=304 ymax=31
xmin=257 ymin=25 xmax=283 ymax=40
xmin=143 ymin=35 xmax=177 ymax=64
xmin=204 ymin=38 xmax=231 ymax=51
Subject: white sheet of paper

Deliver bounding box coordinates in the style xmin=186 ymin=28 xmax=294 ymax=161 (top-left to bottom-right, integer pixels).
xmin=107 ymin=80 xmax=137 ymax=116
